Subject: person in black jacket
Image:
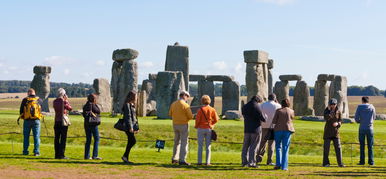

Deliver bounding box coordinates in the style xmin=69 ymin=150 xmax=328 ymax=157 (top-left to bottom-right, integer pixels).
xmin=241 ymin=95 xmax=266 ymax=167
xmin=121 ymin=91 xmax=139 ymax=164
xmin=82 ymin=94 xmax=102 ymax=160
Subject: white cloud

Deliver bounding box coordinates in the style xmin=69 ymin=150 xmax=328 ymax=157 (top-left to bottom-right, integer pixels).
xmin=256 ymin=0 xmax=295 ymax=5
xmin=96 ymin=60 xmax=106 ymax=66
xmin=212 ymin=61 xmax=228 ymax=70
xmin=64 ymin=68 xmax=70 ymax=75
xmin=3 ymin=70 xmax=9 ymax=74
xmin=44 ymin=56 xmax=74 ymax=66
xmin=0 ymin=63 xmax=3 ymax=67
xmin=234 ymin=63 xmax=243 ymax=72
xmin=139 ymin=61 xmax=155 ymax=68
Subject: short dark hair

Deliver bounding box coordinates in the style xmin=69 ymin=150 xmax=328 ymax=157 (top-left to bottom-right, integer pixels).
xmin=362 ymin=96 xmax=369 ymax=103
xmin=251 ymin=95 xmax=263 ymax=103
xmin=268 ymin=94 xmax=276 ymax=101
xmin=281 ymin=99 xmax=290 ymax=108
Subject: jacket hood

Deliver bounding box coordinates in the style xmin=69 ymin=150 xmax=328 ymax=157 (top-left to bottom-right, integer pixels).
xmin=357 ymin=104 xmax=374 ymax=112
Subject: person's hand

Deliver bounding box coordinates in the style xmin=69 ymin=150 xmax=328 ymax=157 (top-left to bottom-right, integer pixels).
xmin=129 ymin=128 xmax=134 ymax=133
xmin=63 ymin=95 xmax=68 ymax=101
xmin=333 ymin=122 xmax=338 ymax=127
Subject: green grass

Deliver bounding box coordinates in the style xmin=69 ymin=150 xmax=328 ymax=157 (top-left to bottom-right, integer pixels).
xmin=1 ymin=109 xmax=386 ymax=178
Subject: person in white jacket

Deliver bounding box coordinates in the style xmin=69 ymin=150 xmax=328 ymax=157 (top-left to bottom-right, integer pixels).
xmin=257 ymin=94 xmax=282 ymax=165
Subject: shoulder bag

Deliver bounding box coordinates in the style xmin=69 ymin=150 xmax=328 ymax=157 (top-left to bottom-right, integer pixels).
xmin=200 ymin=107 xmax=217 ymax=141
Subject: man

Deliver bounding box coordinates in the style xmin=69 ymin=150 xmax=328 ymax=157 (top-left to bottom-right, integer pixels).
xmin=19 ymin=88 xmax=43 ymax=156
xmin=169 ymin=90 xmax=194 ymax=165
xmin=241 ymin=95 xmax=266 ymax=168
xmin=257 ymin=94 xmax=281 ymax=166
xmin=355 ymin=96 xmax=376 ymax=166
xmin=323 ymin=98 xmax=344 ymax=167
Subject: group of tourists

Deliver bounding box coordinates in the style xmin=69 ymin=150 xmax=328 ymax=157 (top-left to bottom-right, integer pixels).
xmin=19 ymin=88 xmax=377 ymax=170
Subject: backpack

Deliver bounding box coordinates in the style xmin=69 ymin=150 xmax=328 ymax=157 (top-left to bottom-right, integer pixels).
xmin=22 ymin=97 xmax=43 ymax=120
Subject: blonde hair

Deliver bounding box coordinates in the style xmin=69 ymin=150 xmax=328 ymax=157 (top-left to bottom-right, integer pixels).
xmin=201 ymin=95 xmax=211 ymax=105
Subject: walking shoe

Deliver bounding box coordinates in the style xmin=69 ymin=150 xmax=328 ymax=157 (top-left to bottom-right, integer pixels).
xmin=84 ymin=157 xmax=92 ymax=160
xmin=33 ymin=153 xmax=40 ymax=157
xmin=267 ymin=162 xmax=275 ymax=166
xmin=273 ymin=166 xmax=281 ymax=170
xmin=242 ymin=164 xmax=248 ymax=167
xmin=122 ymin=156 xmax=129 ymax=163
xmin=205 ymin=163 xmax=212 ymax=166
xmin=338 ymin=164 xmax=345 ymax=167
xmin=179 ymin=161 xmax=191 ymax=166
xmin=92 ymin=157 xmax=102 ymax=160
xmin=249 ymin=164 xmax=259 ymax=168
xmin=323 ymin=164 xmax=330 ymax=167
xmin=369 ymin=163 xmax=375 ymax=166
xmin=172 ymin=160 xmax=178 ymax=164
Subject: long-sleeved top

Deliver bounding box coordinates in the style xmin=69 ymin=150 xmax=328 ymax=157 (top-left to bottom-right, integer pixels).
xmin=323 ymin=107 xmax=342 ymax=139
xmin=82 ymin=102 xmax=101 ymax=126
xmin=122 ymin=103 xmax=138 ymax=131
xmin=272 ymin=107 xmax=295 ymax=133
xmin=169 ymin=99 xmax=193 ymax=125
xmin=242 ymin=100 xmax=266 ymax=133
xmin=195 ymin=105 xmax=219 ymax=129
xmin=19 ymin=95 xmax=43 ymax=119
xmin=355 ymin=104 xmax=376 ymax=130
xmin=53 ymin=98 xmax=73 ymax=122
xmin=260 ymin=100 xmax=282 ymax=128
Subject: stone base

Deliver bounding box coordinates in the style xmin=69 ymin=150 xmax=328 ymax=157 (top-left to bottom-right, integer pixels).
xmin=223 ymin=110 xmax=242 ymax=120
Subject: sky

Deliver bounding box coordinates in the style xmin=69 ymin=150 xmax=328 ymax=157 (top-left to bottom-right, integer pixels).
xmin=0 ymin=0 xmax=385 ymax=89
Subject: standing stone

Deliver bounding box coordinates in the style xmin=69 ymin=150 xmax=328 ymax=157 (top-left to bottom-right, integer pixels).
xmin=330 ymin=75 xmax=349 ymax=118
xmin=313 ymin=75 xmax=330 ymax=116
xmin=93 ymin=78 xmax=112 ymax=113
xmin=293 ymin=81 xmax=314 ymax=116
xmin=273 ymin=80 xmax=289 ymax=103
xmin=136 ymin=91 xmax=147 ymax=117
xmin=197 ymin=80 xmax=215 ymax=107
xmin=31 ymin=66 xmax=51 ymax=112
xmin=268 ymin=59 xmax=274 ymax=94
xmin=244 ymin=50 xmax=269 ymax=101
xmin=111 ymin=48 xmax=138 ymax=113
xmin=165 ymin=42 xmax=189 ymax=91
xmin=222 ymin=81 xmax=240 ymax=115
xmin=156 ymin=71 xmax=185 ymax=119
xmin=141 ymin=79 xmax=157 ymax=115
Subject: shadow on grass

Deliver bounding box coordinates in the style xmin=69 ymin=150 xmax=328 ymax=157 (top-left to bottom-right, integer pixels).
xmin=156 ymin=163 xmax=274 ymax=171
xmin=300 ymin=169 xmax=386 ymax=177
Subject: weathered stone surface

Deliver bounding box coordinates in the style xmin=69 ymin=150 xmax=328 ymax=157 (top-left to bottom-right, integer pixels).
xmin=136 ymin=91 xmax=147 ymax=117
xmin=111 ymin=52 xmax=138 ymax=113
xmin=330 ymin=75 xmax=349 ymax=118
xmin=243 ymin=50 xmax=269 ymax=64
xmin=197 ymin=80 xmax=215 ymax=107
xmin=279 ymin=75 xmax=302 ymax=81
xmin=206 ymin=75 xmax=234 ymax=82
xmin=268 ymin=59 xmax=274 ymax=69
xmin=93 ymin=78 xmax=112 ymax=113
xmin=149 ymin=74 xmax=157 ymax=80
xmin=293 ymin=81 xmax=314 ymax=116
xmin=327 ymin=75 xmax=336 ymax=81
xmin=223 ymin=110 xmax=242 ymax=120
xmin=189 ymin=74 xmax=207 ymax=81
xmin=222 ymin=81 xmax=240 ymax=115
xmin=156 ymin=71 xmax=186 ymax=119
xmin=313 ymin=80 xmax=329 ymax=116
xmin=165 ymin=43 xmax=189 ymax=91
xmin=146 ymin=100 xmax=157 ymax=116
xmin=268 ymin=69 xmax=273 ymax=94
xmin=245 ymin=63 xmax=269 ymax=101
xmin=376 ymin=114 xmax=386 ymax=120
xmin=112 ymin=48 xmax=139 ymax=62
xmin=273 ymin=80 xmax=289 ymax=103
xmin=190 ymin=96 xmax=200 ymax=107
xmin=31 ymin=66 xmax=51 ymax=112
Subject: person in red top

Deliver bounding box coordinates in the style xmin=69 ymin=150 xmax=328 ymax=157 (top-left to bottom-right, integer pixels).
xmin=195 ymin=95 xmax=219 ymax=165
xmin=53 ymin=88 xmax=72 ymax=159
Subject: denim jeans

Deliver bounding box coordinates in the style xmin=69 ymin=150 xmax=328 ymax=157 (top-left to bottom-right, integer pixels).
xmin=359 ymin=129 xmax=374 ymax=165
xmin=23 ymin=120 xmax=41 ymax=155
xmin=84 ymin=125 xmax=100 ymax=159
xmin=275 ymin=131 xmax=292 ymax=170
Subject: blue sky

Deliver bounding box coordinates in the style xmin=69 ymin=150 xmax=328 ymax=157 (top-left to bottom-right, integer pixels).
xmin=0 ymin=0 xmax=385 ymax=89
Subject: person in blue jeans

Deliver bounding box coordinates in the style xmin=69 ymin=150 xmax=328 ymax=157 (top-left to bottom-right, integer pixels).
xmin=19 ymin=88 xmax=43 ymax=156
xmin=82 ymin=94 xmax=102 ymax=160
xmin=272 ymin=99 xmax=295 ymax=171
xmin=355 ymin=96 xmax=376 ymax=166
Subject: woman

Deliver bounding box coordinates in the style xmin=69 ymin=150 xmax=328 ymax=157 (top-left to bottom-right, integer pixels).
xmin=53 ymin=88 xmax=72 ymax=159
xmin=272 ymin=99 xmax=295 ymax=171
xmin=121 ymin=91 xmax=139 ymax=164
xmin=195 ymin=95 xmax=219 ymax=166
xmin=323 ymin=98 xmax=344 ymax=167
xmin=82 ymin=94 xmax=102 ymax=160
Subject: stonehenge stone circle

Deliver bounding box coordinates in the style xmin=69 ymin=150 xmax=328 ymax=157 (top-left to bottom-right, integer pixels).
xmin=244 ymin=50 xmax=269 ymax=101
xmin=197 ymin=80 xmax=215 ymax=107
xmin=156 ymin=71 xmax=186 ymax=119
xmin=111 ymin=48 xmax=138 ymax=113
xmin=273 ymin=80 xmax=289 ymax=103
xmin=268 ymin=59 xmax=274 ymax=94
xmin=313 ymin=79 xmax=329 ymax=116
xmin=222 ymin=80 xmax=240 ymax=115
xmin=165 ymin=43 xmax=189 ymax=91
xmin=136 ymin=90 xmax=147 ymax=117
xmin=31 ymin=66 xmax=51 ymax=112
xmin=93 ymin=78 xmax=112 ymax=113
xmin=330 ymin=75 xmax=349 ymax=118
xmin=279 ymin=75 xmax=302 ymax=81
xmin=293 ymin=81 xmax=314 ymax=116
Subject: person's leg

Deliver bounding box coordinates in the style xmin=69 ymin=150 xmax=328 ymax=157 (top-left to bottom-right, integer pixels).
xmin=31 ymin=120 xmax=41 ymax=155
xmin=172 ymin=125 xmax=181 ymax=161
xmin=274 ymin=131 xmax=283 ymax=168
xmin=61 ymin=126 xmax=68 ymax=157
xmin=54 ymin=123 xmax=61 ymax=158
xmin=333 ymin=138 xmax=343 ymax=166
xmin=250 ymin=127 xmax=262 ymax=166
xmin=92 ymin=126 xmax=100 ymax=158
xmin=123 ymin=131 xmax=136 ymax=159
xmin=23 ymin=120 xmax=32 ymax=155
xmin=257 ymin=128 xmax=269 ymax=164
xmin=205 ymin=129 xmax=212 ymax=165
xmin=281 ymin=131 xmax=292 ymax=170
xmin=359 ymin=129 xmax=365 ymax=164
xmin=323 ymin=139 xmax=331 ymax=166
xmin=123 ymin=131 xmax=130 ymax=158
xmin=197 ymin=128 xmax=204 ymax=164
xmin=267 ymin=139 xmax=275 ymax=164
xmin=180 ymin=124 xmax=189 ymax=163
xmin=241 ymin=133 xmax=251 ymax=166
xmin=84 ymin=125 xmax=92 ymax=159
xmin=367 ymin=129 xmax=374 ymax=165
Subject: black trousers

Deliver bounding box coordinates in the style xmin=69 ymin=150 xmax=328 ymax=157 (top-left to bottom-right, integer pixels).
xmin=54 ymin=122 xmax=68 ymax=158
xmin=323 ymin=138 xmax=343 ymax=166
xmin=123 ymin=131 xmax=136 ymax=159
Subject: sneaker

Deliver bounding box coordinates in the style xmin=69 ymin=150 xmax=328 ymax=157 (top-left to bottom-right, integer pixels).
xmin=122 ymin=156 xmax=129 ymax=163
xmin=205 ymin=163 xmax=212 ymax=166
xmin=172 ymin=160 xmax=179 ymax=164
xmin=282 ymin=168 xmax=288 ymax=171
xmin=323 ymin=164 xmax=330 ymax=167
xmin=274 ymin=166 xmax=281 ymax=170
xmin=33 ymin=153 xmax=40 ymax=157
xmin=179 ymin=161 xmax=191 ymax=166
xmin=369 ymin=163 xmax=375 ymax=166
xmin=267 ymin=162 xmax=275 ymax=166
xmin=92 ymin=157 xmax=102 ymax=160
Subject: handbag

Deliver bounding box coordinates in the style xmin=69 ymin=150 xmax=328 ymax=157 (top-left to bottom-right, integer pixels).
xmin=114 ymin=118 xmax=128 ymax=131
xmin=62 ymin=100 xmax=71 ymax=126
xmin=200 ymin=107 xmax=217 ymax=141
xmin=86 ymin=103 xmax=101 ymax=125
